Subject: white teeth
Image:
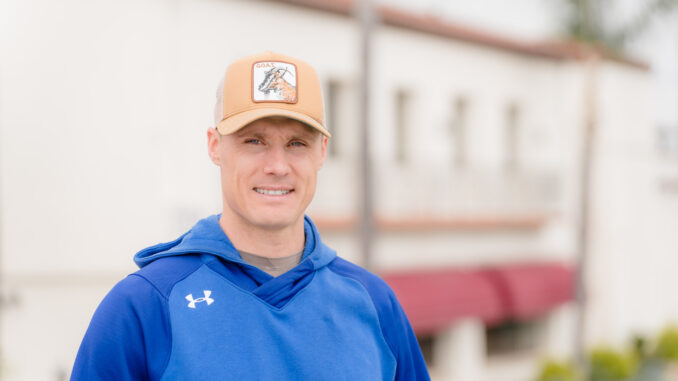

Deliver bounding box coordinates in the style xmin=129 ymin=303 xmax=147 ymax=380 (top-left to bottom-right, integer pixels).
xmin=255 ymin=188 xmax=290 ymax=196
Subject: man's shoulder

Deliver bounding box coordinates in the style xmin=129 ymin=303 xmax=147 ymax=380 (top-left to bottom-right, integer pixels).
xmin=327 ymin=257 xmax=396 ymax=303
xmin=130 ymin=254 xmax=205 ymax=299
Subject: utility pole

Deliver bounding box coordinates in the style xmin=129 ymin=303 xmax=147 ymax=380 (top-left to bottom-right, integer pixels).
xmin=356 ymin=0 xmax=375 ymax=270
xmin=572 ymin=0 xmax=594 ymax=371
xmin=575 ymin=47 xmax=599 ymax=375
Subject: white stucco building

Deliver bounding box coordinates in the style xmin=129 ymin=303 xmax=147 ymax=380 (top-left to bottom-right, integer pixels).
xmin=1 ymin=0 xmax=677 ymax=380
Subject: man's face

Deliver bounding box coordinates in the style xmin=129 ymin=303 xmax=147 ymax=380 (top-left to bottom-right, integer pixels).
xmin=208 ymin=117 xmax=327 ymax=232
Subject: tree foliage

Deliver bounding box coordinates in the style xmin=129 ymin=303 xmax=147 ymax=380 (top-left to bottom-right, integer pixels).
xmin=559 ymin=0 xmax=678 ymax=52
xmin=655 ymin=326 xmax=678 ymax=361
xmin=536 ymin=360 xmax=583 ymax=381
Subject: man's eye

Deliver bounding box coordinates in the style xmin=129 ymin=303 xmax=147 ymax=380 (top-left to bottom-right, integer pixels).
xmin=245 ymin=139 xmax=262 ymax=144
xmin=289 ymin=141 xmax=306 ymax=147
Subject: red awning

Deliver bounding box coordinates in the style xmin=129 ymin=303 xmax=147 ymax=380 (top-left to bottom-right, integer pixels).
xmin=383 ymin=269 xmax=504 ymax=335
xmin=480 ymin=263 xmax=574 ymax=320
xmin=382 ymin=262 xmax=574 ymax=335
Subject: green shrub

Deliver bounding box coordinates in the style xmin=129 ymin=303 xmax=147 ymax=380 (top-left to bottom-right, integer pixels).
xmin=589 ymin=348 xmax=638 ymax=381
xmin=631 ymin=334 xmax=649 ymax=360
xmin=655 ymin=326 xmax=678 ymax=362
xmin=536 ymin=360 xmax=581 ymax=381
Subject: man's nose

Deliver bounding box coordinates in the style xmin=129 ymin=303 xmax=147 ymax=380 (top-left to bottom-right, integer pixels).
xmin=262 ymin=146 xmax=291 ymax=176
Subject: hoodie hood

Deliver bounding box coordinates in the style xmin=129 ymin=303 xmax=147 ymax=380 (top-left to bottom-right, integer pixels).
xmin=134 ymin=214 xmax=336 ymax=271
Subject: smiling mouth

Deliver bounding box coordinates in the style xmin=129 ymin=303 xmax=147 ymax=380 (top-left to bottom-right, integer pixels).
xmin=254 ymin=188 xmax=292 ymax=196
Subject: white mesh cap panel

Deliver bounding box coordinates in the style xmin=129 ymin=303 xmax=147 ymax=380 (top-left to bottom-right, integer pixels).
xmin=214 ymin=75 xmax=225 ymax=127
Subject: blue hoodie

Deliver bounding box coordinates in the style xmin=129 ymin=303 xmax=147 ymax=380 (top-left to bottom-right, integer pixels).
xmin=71 ymin=215 xmax=429 ymax=380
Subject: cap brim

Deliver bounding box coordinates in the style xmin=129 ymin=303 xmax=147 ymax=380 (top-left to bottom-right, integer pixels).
xmin=216 ymin=108 xmax=331 ymax=137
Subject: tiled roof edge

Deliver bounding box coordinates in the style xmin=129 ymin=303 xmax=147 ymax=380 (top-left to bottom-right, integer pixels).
xmin=269 ymin=0 xmax=649 ymax=70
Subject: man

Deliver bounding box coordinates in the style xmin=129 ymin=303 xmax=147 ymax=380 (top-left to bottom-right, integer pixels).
xmin=71 ymin=51 xmax=429 ymax=380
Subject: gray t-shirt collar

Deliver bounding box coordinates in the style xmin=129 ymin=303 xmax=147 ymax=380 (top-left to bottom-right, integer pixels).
xmin=238 ymin=250 xmax=303 ymax=277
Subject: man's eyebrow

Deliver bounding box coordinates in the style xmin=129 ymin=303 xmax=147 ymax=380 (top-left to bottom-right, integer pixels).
xmin=233 ymin=128 xmax=318 ymax=141
xmin=290 ymin=129 xmax=321 ymax=141
xmin=289 ymin=133 xmax=315 ymax=140
xmin=234 ymin=130 xmax=265 ymax=140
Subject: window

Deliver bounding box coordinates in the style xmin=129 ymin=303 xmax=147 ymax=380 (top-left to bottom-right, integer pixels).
xmin=395 ymin=89 xmax=410 ymax=163
xmin=417 ymin=334 xmax=435 ymax=367
xmin=451 ymin=97 xmax=468 ymax=168
xmin=505 ymin=103 xmax=520 ymax=172
xmin=656 ymin=125 xmax=678 ymax=156
xmin=485 ymin=319 xmax=544 ymax=356
xmin=324 ymin=80 xmax=340 ymax=157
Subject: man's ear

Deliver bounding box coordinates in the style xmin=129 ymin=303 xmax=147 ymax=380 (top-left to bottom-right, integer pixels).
xmin=318 ymin=136 xmax=328 ymax=169
xmin=207 ymin=127 xmax=222 ymax=165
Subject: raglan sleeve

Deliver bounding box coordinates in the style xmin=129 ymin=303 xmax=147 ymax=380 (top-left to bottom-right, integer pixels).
xmin=70 ymin=274 xmax=171 ymax=381
xmin=379 ymin=285 xmax=431 ymax=381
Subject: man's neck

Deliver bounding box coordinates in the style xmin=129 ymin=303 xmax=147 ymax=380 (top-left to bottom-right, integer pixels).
xmin=218 ymin=213 xmax=305 ymax=259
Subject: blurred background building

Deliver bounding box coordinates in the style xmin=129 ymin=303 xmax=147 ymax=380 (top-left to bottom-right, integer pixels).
xmin=0 ymin=0 xmax=677 ymax=380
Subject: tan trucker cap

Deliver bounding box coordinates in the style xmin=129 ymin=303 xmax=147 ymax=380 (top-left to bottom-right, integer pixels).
xmin=214 ymin=51 xmax=330 ymax=137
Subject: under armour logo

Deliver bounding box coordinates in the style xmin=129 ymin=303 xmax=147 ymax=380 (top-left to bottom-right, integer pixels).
xmin=185 ymin=290 xmax=214 ymax=309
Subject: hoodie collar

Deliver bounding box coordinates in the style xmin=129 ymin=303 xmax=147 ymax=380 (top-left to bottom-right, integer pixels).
xmin=133 ymin=214 xmax=335 ymax=270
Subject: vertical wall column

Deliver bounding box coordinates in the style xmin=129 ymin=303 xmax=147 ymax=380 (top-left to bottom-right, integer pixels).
xmin=544 ymin=303 xmax=577 ymax=358
xmin=434 ymin=318 xmax=486 ymax=381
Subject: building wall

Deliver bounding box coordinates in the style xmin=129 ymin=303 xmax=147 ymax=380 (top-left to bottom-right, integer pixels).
xmin=586 ymin=60 xmax=678 ymax=346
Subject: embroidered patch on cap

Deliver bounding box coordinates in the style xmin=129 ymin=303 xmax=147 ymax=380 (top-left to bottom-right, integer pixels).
xmin=252 ymin=61 xmax=298 ymax=103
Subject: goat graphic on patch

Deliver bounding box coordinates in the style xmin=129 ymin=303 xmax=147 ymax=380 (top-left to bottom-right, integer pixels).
xmin=253 ymin=61 xmax=297 ymax=103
